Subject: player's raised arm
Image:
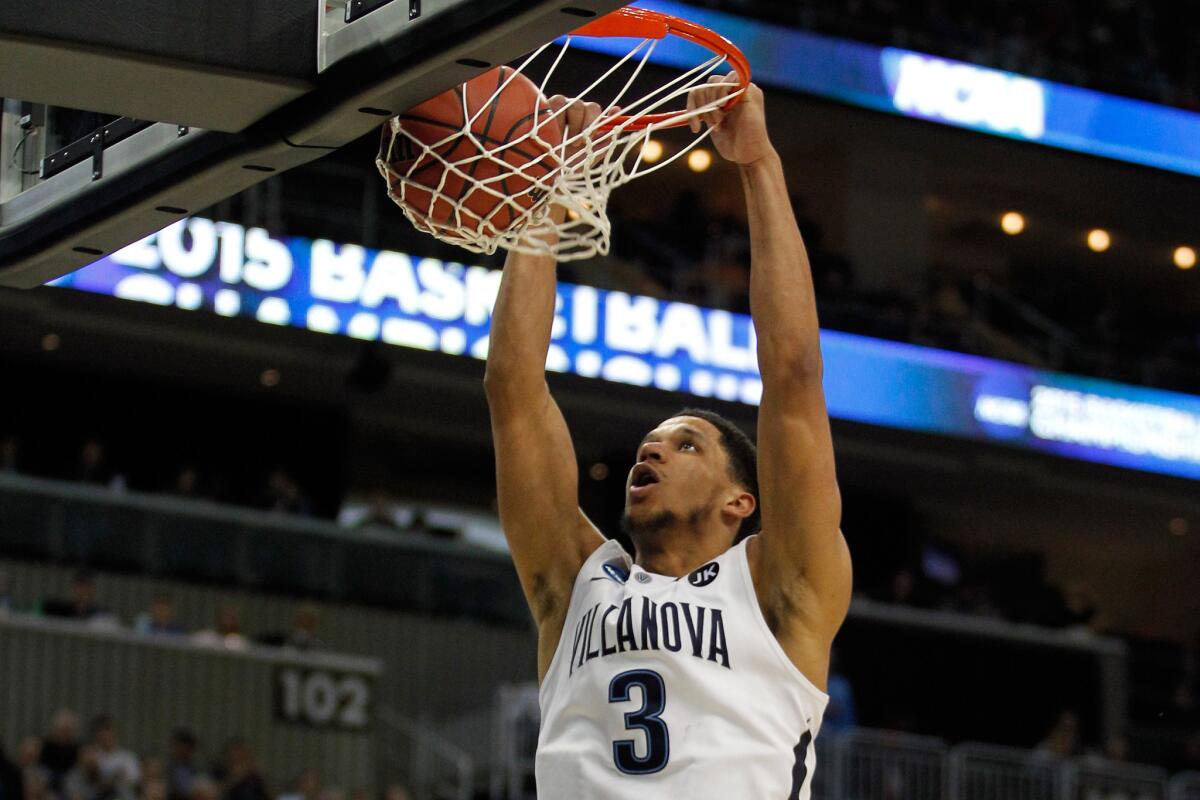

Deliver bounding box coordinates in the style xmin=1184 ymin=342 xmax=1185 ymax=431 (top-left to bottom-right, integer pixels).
xmin=484 ymin=99 xmax=607 ymax=676
xmin=690 ymin=76 xmax=852 ymax=680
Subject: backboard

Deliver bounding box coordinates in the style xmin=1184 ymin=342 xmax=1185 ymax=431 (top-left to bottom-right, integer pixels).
xmin=0 ymin=0 xmax=628 ymax=288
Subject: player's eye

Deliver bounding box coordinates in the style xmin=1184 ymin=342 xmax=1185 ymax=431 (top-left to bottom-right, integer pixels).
xmin=680 ymin=440 xmax=696 ymax=451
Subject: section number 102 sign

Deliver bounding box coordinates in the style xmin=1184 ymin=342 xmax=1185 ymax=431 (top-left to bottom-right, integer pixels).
xmin=276 ymin=667 xmax=373 ymax=731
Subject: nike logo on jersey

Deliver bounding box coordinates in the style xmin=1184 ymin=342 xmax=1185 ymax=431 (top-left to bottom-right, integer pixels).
xmin=591 ymin=562 xmax=629 ymax=585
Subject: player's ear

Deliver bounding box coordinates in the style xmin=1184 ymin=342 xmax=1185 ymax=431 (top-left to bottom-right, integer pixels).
xmin=725 ymin=489 xmax=755 ymax=522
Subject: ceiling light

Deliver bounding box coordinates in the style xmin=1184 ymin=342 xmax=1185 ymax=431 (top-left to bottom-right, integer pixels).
xmin=1087 ymin=229 xmax=1111 ymax=253
xmin=1174 ymin=246 xmax=1196 ymax=270
xmin=641 ymin=139 xmax=664 ymax=164
xmin=687 ymin=148 xmax=713 ymax=173
xmin=1000 ymin=212 xmax=1025 ymax=235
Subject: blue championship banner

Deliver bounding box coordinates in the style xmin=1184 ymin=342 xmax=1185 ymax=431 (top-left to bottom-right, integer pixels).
xmin=53 ymin=219 xmax=1200 ymax=481
xmin=571 ymin=1 xmax=1200 ymax=179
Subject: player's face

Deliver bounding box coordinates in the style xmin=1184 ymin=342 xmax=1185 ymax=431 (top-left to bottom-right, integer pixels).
xmin=625 ymin=416 xmax=731 ymax=523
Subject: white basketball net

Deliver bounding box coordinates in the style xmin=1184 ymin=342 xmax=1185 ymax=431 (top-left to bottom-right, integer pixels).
xmin=376 ymin=31 xmax=744 ymax=261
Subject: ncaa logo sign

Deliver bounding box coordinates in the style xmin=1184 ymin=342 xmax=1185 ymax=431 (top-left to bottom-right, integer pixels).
xmin=688 ymin=562 xmax=719 ymax=588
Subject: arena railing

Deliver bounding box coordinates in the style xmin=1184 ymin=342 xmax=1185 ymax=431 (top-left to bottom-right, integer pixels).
xmin=1170 ymin=772 xmax=1200 ymax=800
xmin=487 ymin=680 xmax=1195 ymax=800
xmin=832 ymin=727 xmax=949 ymax=800
xmin=377 ymin=708 xmax=474 ymax=800
xmin=0 ymin=610 xmax=381 ymax=790
xmin=1061 ymin=757 xmax=1169 ymax=800
xmin=850 ymin=597 xmax=1128 ymax=746
xmin=0 ymin=470 xmax=529 ymax=625
xmin=947 ymin=743 xmax=1058 ymax=800
xmin=488 ymin=683 xmax=540 ymax=800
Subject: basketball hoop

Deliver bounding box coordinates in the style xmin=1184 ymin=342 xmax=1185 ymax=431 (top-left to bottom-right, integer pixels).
xmin=376 ymin=6 xmax=751 ymax=261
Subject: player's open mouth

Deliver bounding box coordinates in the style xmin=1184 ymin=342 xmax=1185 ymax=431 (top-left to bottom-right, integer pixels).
xmin=629 ymin=465 xmax=660 ymax=498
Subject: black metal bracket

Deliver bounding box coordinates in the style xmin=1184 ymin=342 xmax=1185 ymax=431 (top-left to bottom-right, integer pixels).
xmin=40 ymin=117 xmax=154 ymax=181
xmin=345 ymin=0 xmax=399 ymax=24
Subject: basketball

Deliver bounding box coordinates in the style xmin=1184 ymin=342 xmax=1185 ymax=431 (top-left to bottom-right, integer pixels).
xmin=379 ymin=66 xmax=563 ymax=236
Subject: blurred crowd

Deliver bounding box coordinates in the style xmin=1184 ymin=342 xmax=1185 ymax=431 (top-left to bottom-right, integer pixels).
xmin=0 ymin=434 xmax=458 ymax=543
xmin=693 ymin=0 xmax=1200 ymax=110
xmin=861 ymin=533 xmax=1109 ymax=634
xmin=601 ymin=193 xmax=1200 ymax=395
xmin=0 ymin=434 xmax=315 ymax=518
xmin=0 ymin=711 xmax=410 ymax=800
xmin=0 ymin=568 xmax=324 ymax=654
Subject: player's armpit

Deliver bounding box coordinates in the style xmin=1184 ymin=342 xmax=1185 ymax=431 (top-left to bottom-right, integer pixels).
xmin=752 ymin=375 xmax=852 ymax=643
xmin=487 ymin=382 xmax=605 ymax=627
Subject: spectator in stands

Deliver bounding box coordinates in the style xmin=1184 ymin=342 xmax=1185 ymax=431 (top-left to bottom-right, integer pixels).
xmin=1061 ymin=582 xmax=1103 ymax=632
xmin=42 ymin=570 xmax=105 ymax=621
xmin=91 ymin=716 xmax=140 ymax=800
xmin=22 ymin=770 xmax=47 ymax=800
xmin=188 ymin=777 xmax=218 ymax=800
xmin=404 ymin=509 xmax=456 ymax=540
xmin=191 ymin=604 xmax=248 ymax=651
xmin=823 ymin=650 xmax=859 ymax=734
xmin=141 ymin=779 xmax=167 ymax=800
xmin=275 ymin=769 xmax=319 ymax=800
xmin=262 ymin=470 xmax=310 ymax=517
xmin=286 ymin=604 xmax=321 ymax=651
xmin=1 ymin=436 xmax=19 ymax=474
xmin=256 ymin=603 xmax=322 ymax=651
xmin=140 ymin=759 xmax=163 ymax=791
xmin=39 ymin=710 xmax=81 ymax=793
xmin=164 ymin=730 xmax=198 ymax=800
xmin=15 ymin=738 xmax=44 ymax=791
xmin=213 ymin=740 xmax=267 ymax=800
xmin=75 ymin=439 xmax=125 ymax=491
xmin=1 ymin=739 xmax=24 ymax=800
xmin=62 ymin=745 xmax=103 ymax=800
xmin=1035 ymin=709 xmax=1082 ymax=760
xmin=352 ymin=492 xmax=401 ymax=531
xmin=135 ymin=595 xmax=185 ymax=637
xmin=169 ymin=466 xmax=205 ymax=501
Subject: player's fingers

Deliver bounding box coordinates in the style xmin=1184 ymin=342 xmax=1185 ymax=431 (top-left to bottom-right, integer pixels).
xmin=562 ymin=99 xmax=587 ymax=138
xmin=688 ymin=88 xmax=705 ymax=133
xmin=583 ymin=101 xmax=603 ymax=128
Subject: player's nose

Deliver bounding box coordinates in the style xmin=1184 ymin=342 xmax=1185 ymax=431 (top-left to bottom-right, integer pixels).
xmin=637 ymin=441 xmax=666 ymax=463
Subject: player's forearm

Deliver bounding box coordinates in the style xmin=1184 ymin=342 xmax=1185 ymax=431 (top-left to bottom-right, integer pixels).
xmin=483 ymin=239 xmax=559 ymax=402
xmin=742 ymin=149 xmax=823 ymax=380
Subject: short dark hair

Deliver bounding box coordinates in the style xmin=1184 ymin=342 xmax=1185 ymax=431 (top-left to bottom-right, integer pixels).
xmin=672 ymin=408 xmax=760 ymax=542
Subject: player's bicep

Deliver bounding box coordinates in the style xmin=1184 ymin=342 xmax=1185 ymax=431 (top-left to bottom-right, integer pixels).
xmin=755 ymin=381 xmax=851 ymax=635
xmin=489 ymin=388 xmax=604 ymax=622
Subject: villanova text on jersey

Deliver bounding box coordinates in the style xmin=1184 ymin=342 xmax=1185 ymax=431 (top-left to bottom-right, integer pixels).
xmin=568 ymin=597 xmax=731 ymax=676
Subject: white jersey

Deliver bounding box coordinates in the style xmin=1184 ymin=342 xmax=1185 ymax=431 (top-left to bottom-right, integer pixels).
xmin=536 ymin=535 xmax=828 ymax=799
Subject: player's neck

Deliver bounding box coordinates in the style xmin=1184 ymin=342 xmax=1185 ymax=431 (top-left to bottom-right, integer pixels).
xmin=633 ymin=526 xmax=733 ymax=577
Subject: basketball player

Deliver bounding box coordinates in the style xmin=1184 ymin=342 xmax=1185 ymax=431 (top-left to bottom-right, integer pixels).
xmin=483 ymin=74 xmax=851 ymax=798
